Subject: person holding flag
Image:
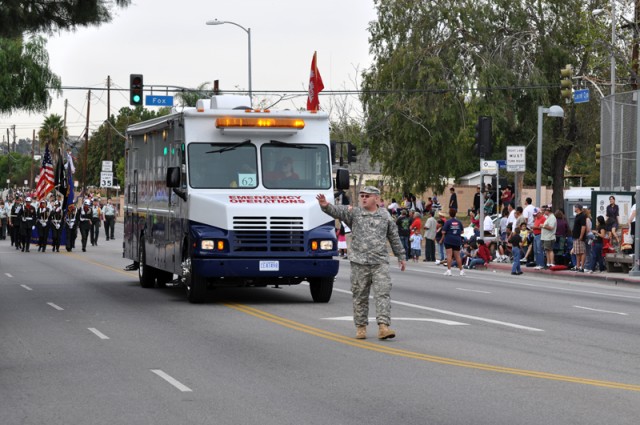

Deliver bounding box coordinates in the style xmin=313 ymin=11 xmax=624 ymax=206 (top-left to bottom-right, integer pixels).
xmin=35 ymin=144 xmax=55 ymax=201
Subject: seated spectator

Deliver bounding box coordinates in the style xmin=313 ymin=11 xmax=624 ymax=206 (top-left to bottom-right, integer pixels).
xmin=465 ymin=239 xmax=492 ymax=269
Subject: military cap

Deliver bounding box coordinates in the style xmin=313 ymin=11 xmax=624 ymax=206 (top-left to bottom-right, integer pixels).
xmin=359 ymin=186 xmax=380 ymax=195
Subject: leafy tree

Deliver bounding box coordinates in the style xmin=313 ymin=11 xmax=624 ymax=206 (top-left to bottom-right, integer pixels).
xmin=78 ymin=106 xmax=170 ymax=189
xmin=0 ymin=36 xmax=61 ymax=114
xmin=0 ymin=0 xmax=131 ymax=114
xmin=175 ymin=82 xmax=213 ymax=107
xmin=0 ymin=0 xmax=132 ymax=37
xmin=362 ymin=0 xmax=613 ymax=208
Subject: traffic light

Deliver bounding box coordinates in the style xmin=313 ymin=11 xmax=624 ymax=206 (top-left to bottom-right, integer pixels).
xmin=130 ymin=74 xmax=144 ymax=106
xmin=595 ymin=143 xmax=601 ymax=164
xmin=473 ymin=116 xmax=492 ymax=157
xmin=560 ymin=64 xmax=573 ymax=103
xmin=347 ymin=142 xmax=357 ymax=163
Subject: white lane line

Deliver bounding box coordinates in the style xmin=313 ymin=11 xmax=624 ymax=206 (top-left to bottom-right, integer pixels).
xmin=5 ymin=273 xmax=13 ymax=278
xmin=151 ymin=369 xmax=193 ymax=392
xmin=456 ymin=288 xmax=492 ymax=294
xmin=573 ymin=305 xmax=629 ymax=316
xmin=88 ymin=328 xmax=110 ymax=340
xmin=20 ymin=284 xmax=33 ymax=291
xmin=332 ymin=288 xmax=543 ymax=332
xmin=323 ymin=316 xmax=468 ymax=325
xmin=47 ymin=302 xmax=64 ymax=311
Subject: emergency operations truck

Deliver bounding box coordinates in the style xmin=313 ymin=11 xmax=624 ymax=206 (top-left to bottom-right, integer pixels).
xmin=123 ymin=95 xmax=349 ymax=303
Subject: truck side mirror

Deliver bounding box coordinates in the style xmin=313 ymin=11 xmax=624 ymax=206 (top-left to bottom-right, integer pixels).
xmin=335 ymin=168 xmax=350 ymax=190
xmin=166 ymin=167 xmax=180 ymax=188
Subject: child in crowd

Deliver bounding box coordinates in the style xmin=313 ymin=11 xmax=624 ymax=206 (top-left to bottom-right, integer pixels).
xmin=509 ymin=226 xmax=524 ymax=275
xmin=409 ymin=227 xmax=423 ymax=262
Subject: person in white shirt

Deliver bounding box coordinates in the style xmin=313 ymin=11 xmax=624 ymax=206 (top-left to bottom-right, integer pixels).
xmin=483 ymin=215 xmax=495 ymax=237
xmin=522 ymin=197 xmax=536 ymax=230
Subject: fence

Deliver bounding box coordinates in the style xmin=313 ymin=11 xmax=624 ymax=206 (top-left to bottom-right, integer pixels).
xmin=600 ymin=91 xmax=638 ymax=191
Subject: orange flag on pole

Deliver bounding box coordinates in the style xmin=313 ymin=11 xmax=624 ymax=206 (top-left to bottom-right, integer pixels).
xmin=307 ymin=51 xmax=324 ymax=111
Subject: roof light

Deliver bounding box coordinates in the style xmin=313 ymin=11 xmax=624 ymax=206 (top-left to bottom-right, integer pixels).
xmin=216 ymin=117 xmax=305 ymax=129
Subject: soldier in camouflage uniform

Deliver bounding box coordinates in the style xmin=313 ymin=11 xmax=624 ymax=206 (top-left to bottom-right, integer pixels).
xmin=317 ymin=186 xmax=406 ymax=340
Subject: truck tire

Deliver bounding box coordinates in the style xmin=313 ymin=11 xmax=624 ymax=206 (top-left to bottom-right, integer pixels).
xmin=138 ymin=238 xmax=157 ymax=288
xmin=309 ymin=277 xmax=334 ymax=303
xmin=183 ymin=257 xmax=206 ymax=303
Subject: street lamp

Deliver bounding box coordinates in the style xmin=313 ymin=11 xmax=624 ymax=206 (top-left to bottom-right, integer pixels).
xmin=206 ymin=19 xmax=252 ymax=105
xmin=593 ymin=5 xmax=617 ymax=95
xmin=536 ymin=105 xmax=565 ymax=206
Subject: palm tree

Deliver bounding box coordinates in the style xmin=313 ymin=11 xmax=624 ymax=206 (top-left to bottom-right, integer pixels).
xmin=39 ymin=114 xmax=66 ymax=152
xmin=175 ymin=82 xmax=213 ymax=107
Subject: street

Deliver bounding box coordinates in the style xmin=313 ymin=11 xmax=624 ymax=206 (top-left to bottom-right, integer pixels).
xmin=1 ymin=223 xmax=640 ymax=425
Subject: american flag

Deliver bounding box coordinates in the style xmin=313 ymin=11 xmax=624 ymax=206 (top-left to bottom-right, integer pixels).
xmin=35 ymin=144 xmax=55 ymax=200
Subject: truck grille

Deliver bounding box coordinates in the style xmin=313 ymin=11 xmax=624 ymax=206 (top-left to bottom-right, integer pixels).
xmin=232 ymin=216 xmax=304 ymax=252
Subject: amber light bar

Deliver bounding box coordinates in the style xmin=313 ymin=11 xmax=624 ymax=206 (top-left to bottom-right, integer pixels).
xmin=216 ymin=117 xmax=305 ymax=129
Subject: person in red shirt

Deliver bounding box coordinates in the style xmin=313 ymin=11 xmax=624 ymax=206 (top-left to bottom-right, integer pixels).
xmin=532 ymin=208 xmax=546 ymax=269
xmin=466 ymin=239 xmax=492 ymax=268
xmin=410 ymin=211 xmax=422 ymax=233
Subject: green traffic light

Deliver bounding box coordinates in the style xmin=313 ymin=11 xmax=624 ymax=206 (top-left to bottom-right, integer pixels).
xmin=133 ymin=94 xmax=141 ymax=103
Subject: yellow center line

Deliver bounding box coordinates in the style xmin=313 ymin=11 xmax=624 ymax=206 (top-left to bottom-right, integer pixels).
xmin=225 ymin=303 xmax=640 ymax=392
xmin=64 ymin=253 xmax=640 ymax=392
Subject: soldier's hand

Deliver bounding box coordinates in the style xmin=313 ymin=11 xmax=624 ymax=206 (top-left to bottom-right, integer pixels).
xmin=316 ymin=194 xmax=328 ymax=207
xmin=399 ymin=259 xmax=406 ymax=271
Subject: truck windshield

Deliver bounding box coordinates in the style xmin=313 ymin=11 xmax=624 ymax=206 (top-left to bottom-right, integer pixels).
xmin=261 ymin=143 xmax=331 ymax=190
xmin=189 ymin=142 xmax=258 ymax=189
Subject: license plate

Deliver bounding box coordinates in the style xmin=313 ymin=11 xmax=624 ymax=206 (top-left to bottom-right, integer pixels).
xmin=259 ymin=261 xmax=279 ymax=271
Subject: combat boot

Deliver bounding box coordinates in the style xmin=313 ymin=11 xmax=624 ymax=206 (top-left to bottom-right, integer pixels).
xmin=355 ymin=326 xmax=367 ymax=339
xmin=378 ymin=324 xmax=396 ymax=340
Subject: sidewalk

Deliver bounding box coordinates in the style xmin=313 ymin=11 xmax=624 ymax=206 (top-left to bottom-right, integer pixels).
xmin=397 ymin=255 xmax=640 ymax=286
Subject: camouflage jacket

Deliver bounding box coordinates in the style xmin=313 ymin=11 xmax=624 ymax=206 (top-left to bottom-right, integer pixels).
xmin=321 ymin=203 xmax=405 ymax=265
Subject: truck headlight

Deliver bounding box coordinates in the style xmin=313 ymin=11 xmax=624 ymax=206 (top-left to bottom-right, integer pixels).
xmin=201 ymin=240 xmax=215 ymax=250
xmin=320 ymin=240 xmax=334 ymax=250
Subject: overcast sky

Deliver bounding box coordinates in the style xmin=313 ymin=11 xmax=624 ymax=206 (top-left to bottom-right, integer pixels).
xmin=2 ymin=0 xmax=377 ymax=142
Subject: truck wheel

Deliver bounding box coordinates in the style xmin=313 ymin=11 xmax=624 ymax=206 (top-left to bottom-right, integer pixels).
xmin=138 ymin=238 xmax=156 ymax=288
xmin=309 ymin=277 xmax=334 ymax=303
xmin=156 ymin=271 xmax=174 ymax=288
xmin=183 ymin=257 xmax=206 ymax=303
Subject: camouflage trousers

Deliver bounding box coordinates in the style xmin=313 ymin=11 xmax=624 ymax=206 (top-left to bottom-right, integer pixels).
xmin=350 ymin=262 xmax=392 ymax=327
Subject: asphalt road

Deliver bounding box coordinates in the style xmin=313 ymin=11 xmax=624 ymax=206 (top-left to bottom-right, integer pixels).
xmin=2 ymin=224 xmax=640 ymax=425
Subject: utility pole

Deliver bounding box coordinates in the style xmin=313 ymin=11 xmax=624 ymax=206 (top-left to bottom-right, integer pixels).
xmin=107 ymin=75 xmax=112 ymax=199
xmin=31 ymin=129 xmax=35 ymax=189
xmin=83 ymin=90 xmax=91 ymax=195
xmin=11 ymin=125 xmax=16 ymax=153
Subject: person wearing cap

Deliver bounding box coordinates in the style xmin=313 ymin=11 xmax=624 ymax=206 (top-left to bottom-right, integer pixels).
xmin=531 ymin=207 xmax=546 ymax=269
xmin=571 ymin=204 xmax=587 ymax=272
xmin=396 ymin=209 xmax=411 ymax=260
xmin=65 ymin=203 xmax=79 ymax=252
xmin=90 ymin=198 xmax=103 ymax=246
xmin=19 ymin=196 xmax=36 ymax=252
xmin=103 ymin=198 xmax=116 ymax=241
xmin=442 ymin=208 xmax=465 ymax=276
xmin=35 ymin=199 xmax=50 ymax=252
xmin=541 ymin=206 xmax=557 ymax=268
xmin=49 ymin=201 xmax=63 ymax=252
xmin=316 ymin=186 xmax=406 ymax=340
xmin=9 ymin=196 xmax=23 ymax=250
xmin=79 ymin=200 xmax=93 ymax=252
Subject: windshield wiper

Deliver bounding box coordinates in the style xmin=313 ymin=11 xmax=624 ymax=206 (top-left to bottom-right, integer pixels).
xmin=206 ymin=139 xmax=251 ymax=154
xmin=268 ymin=140 xmax=314 ymax=149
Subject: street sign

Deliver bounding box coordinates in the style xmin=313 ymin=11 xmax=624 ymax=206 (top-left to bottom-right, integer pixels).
xmin=573 ymin=89 xmax=590 ymax=104
xmin=100 ymin=172 xmax=113 ymax=188
xmin=480 ymin=160 xmax=497 ymax=174
xmin=506 ymin=146 xmax=526 ymax=172
xmin=496 ymin=159 xmax=507 ymax=170
xmin=102 ymin=160 xmax=113 ymax=172
xmin=146 ymin=95 xmax=174 ymax=106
